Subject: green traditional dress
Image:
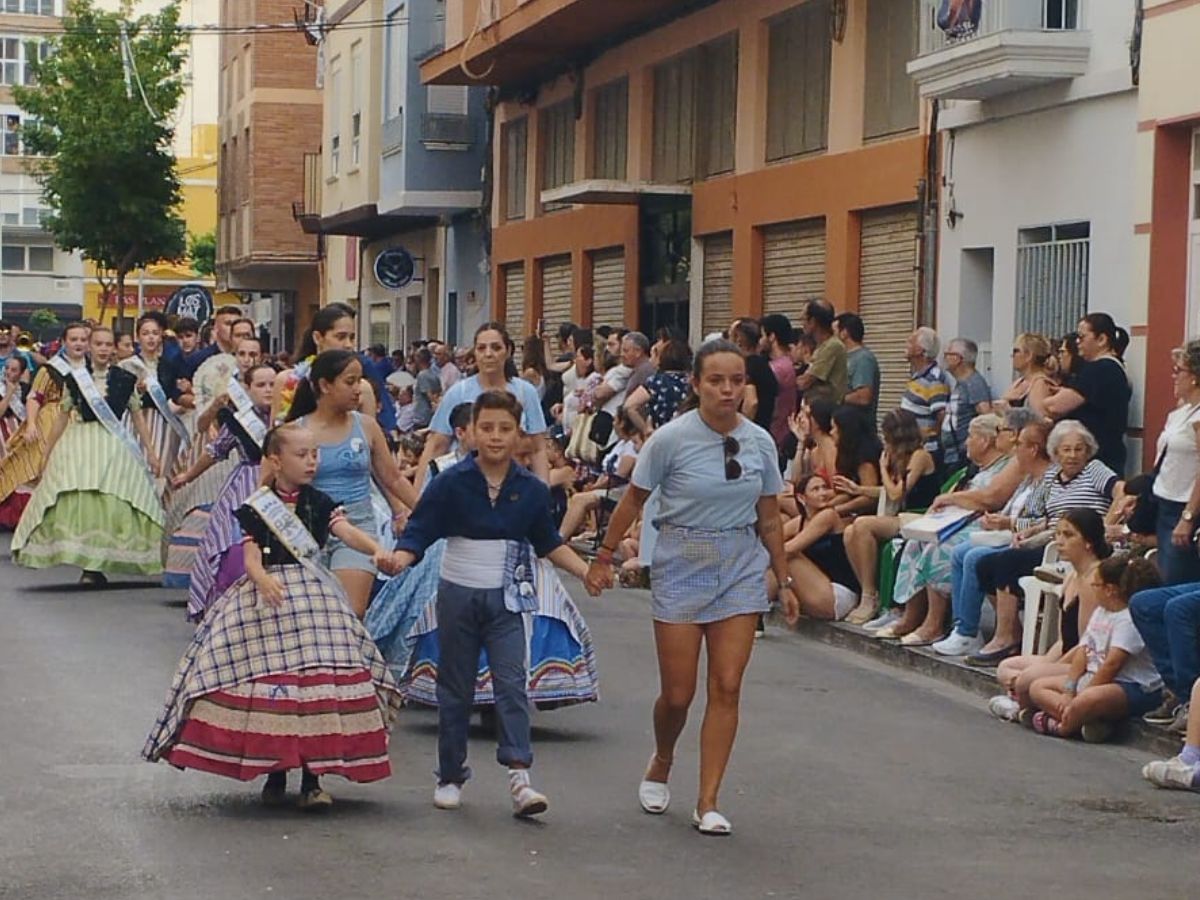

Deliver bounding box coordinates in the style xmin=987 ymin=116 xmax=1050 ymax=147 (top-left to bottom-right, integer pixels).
xmin=12 ymin=363 xmax=165 ymax=575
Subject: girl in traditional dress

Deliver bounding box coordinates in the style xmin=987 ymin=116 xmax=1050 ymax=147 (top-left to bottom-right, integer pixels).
xmin=123 ymin=311 xmax=190 ymax=485
xmin=0 ymin=355 xmax=30 ymax=457
xmin=393 ymin=391 xmax=599 ymax=817
xmin=0 ymin=330 xmax=77 ymax=530
xmin=174 ymin=364 xmax=275 ymax=621
xmin=284 ymin=350 xmax=418 ymax=618
xmin=162 ymin=337 xmax=263 ymax=590
xmin=143 ymin=423 xmax=404 ymax=811
xmin=12 ymin=325 xmax=164 ymax=584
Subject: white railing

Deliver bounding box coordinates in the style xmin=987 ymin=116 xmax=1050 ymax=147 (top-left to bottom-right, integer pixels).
xmin=919 ymin=0 xmax=1080 ymax=56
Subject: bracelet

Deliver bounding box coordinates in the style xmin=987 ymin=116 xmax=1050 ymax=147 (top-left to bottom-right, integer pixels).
xmin=596 ymin=546 xmax=616 ymax=562
xmin=1064 ymin=678 xmax=1078 ymax=693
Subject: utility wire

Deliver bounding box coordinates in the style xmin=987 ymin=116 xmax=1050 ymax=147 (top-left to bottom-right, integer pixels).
xmin=5 ymin=16 xmax=444 ymax=37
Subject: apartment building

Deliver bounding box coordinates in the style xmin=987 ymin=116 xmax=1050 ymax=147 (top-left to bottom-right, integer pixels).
xmin=424 ymin=0 xmax=930 ymax=412
xmin=1133 ymin=0 xmax=1200 ymax=467
xmin=0 ymin=0 xmax=84 ymax=330
xmin=908 ymin=0 xmax=1141 ymax=462
xmin=216 ymin=0 xmax=323 ymax=354
xmin=313 ymin=0 xmax=488 ymax=352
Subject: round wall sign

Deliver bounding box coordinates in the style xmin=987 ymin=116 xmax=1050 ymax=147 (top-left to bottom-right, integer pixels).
xmin=374 ymin=247 xmax=416 ymax=290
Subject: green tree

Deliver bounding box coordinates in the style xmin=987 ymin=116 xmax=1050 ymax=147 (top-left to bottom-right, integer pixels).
xmin=28 ymin=307 xmax=61 ymax=340
xmin=188 ymin=229 xmax=216 ymax=278
xmin=14 ymin=0 xmax=188 ymax=328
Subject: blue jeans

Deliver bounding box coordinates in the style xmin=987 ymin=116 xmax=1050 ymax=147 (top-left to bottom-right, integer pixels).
xmin=1155 ymin=500 xmax=1200 ymax=585
xmin=1129 ymin=582 xmax=1200 ymax=701
xmin=950 ymin=542 xmax=1006 ymax=638
xmin=435 ymin=579 xmax=532 ymax=785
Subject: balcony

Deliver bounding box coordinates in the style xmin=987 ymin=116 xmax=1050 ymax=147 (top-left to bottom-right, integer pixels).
xmin=422 ymin=0 xmax=714 ymax=86
xmin=292 ymin=151 xmax=322 ymax=235
xmin=906 ymin=0 xmax=1091 ymax=101
xmin=421 ymin=113 xmax=473 ymax=149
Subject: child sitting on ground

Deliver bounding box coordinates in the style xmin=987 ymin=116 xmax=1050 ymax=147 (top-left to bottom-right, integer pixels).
xmin=1024 ymin=553 xmax=1163 ymax=742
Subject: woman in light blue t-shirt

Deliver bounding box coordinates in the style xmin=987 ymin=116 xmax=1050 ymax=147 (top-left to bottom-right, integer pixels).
xmin=588 ymin=339 xmax=798 ymax=837
xmin=415 ymin=322 xmax=548 ymax=489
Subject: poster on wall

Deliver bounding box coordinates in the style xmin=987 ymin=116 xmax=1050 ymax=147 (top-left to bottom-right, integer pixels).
xmin=938 ymin=0 xmax=982 ymax=38
xmin=166 ymin=285 xmax=215 ymax=323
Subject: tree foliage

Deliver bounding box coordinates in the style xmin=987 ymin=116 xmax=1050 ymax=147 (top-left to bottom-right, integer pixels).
xmin=28 ymin=307 xmax=61 ymax=338
xmin=188 ymin=229 xmax=217 ymax=278
xmin=14 ymin=0 xmax=188 ymax=325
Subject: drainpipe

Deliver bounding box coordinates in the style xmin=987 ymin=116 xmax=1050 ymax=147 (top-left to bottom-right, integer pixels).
xmin=919 ymin=99 xmax=941 ymax=327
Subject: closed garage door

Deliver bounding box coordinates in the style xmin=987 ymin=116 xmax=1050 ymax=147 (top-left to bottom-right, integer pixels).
xmin=503 ymin=263 xmax=526 ymax=339
xmin=590 ymin=248 xmax=626 ymax=329
xmin=539 ymin=255 xmax=573 ymax=333
xmin=762 ymin=218 xmax=826 ymax=322
xmin=702 ymin=232 xmax=734 ymax=339
xmin=859 ymin=204 xmax=920 ymax=421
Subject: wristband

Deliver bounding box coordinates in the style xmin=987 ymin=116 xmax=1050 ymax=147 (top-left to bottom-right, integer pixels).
xmin=1063 ymin=678 xmax=1078 ymax=693
xmin=596 ymin=546 xmax=616 ymax=563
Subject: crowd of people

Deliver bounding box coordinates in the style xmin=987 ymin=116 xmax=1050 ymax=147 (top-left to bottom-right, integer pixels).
xmin=5 ymin=293 xmax=1200 ymax=833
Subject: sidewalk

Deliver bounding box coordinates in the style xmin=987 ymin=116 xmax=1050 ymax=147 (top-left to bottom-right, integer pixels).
xmin=772 ymin=612 xmax=1182 ymax=757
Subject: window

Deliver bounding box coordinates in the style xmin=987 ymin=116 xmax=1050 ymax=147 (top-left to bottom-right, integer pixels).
xmin=540 ymin=100 xmax=575 ymax=204
xmin=23 ymin=40 xmax=50 ymax=85
xmin=652 ymin=35 xmax=738 ymax=183
xmin=427 ymin=84 xmax=468 ymax=116
xmin=592 ymin=79 xmax=628 ymax=181
xmin=0 ymin=244 xmax=53 ymax=271
xmin=27 ymin=246 xmax=52 ymax=271
xmin=384 ymin=5 xmax=406 ymax=121
xmin=2 ymin=0 xmax=55 ymax=14
xmin=503 ymin=117 xmax=528 ymax=220
xmin=21 ymin=206 xmax=46 ymax=225
xmin=329 ymin=62 xmax=342 ymax=176
xmin=0 ymin=38 xmax=18 ymax=86
xmin=350 ymin=42 xmax=363 ymax=168
xmin=864 ymin=0 xmax=919 ymax=139
xmin=1016 ymin=222 xmax=1091 ymax=339
xmin=1044 ymin=0 xmax=1079 ymax=29
xmin=766 ymin=1 xmax=832 ymax=161
xmin=2 ymin=115 xmax=20 ymax=156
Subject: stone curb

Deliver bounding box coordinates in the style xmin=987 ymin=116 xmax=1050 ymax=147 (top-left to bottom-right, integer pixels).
xmin=769 ymin=612 xmax=1182 ymax=758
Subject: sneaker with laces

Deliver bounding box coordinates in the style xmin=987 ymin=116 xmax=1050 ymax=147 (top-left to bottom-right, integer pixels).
xmin=1169 ymin=704 xmax=1191 ymax=735
xmin=433 ymin=782 xmax=463 ymax=810
xmin=1142 ymin=694 xmax=1179 ymax=725
xmin=1142 ymin=755 xmax=1200 ymax=791
xmin=509 ymin=769 xmax=548 ymax=818
xmin=863 ymin=608 xmax=901 ymax=632
xmin=988 ymin=695 xmax=1021 ymax=722
xmin=932 ymin=631 xmax=984 ymax=657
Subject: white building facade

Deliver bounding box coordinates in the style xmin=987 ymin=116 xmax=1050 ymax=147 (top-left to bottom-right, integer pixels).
xmin=909 ymin=0 xmax=1142 ymax=461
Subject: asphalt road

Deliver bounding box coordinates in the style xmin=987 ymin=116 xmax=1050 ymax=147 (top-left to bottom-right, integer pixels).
xmin=2 ymin=541 xmax=1199 ymax=900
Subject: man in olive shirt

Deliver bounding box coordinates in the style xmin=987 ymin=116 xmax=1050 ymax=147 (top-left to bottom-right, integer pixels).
xmin=834 ymin=311 xmax=881 ymax=421
xmin=796 ymin=299 xmax=847 ymax=404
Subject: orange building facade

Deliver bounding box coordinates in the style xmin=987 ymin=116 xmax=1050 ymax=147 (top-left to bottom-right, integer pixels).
xmin=425 ymin=0 xmax=929 ymax=405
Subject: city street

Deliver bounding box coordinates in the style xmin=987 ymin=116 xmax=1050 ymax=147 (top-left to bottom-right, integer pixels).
xmin=2 ymin=539 xmax=1199 ymax=900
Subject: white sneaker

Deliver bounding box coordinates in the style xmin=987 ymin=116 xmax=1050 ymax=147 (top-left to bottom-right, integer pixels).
xmin=932 ymin=631 xmax=984 ymax=657
xmin=433 ymin=782 xmax=463 ymax=810
xmin=1142 ymin=756 xmax=1200 ymax=792
xmin=988 ymin=695 xmax=1021 ymax=722
xmin=509 ymin=769 xmax=548 ymax=818
xmin=863 ymin=608 xmax=901 ymax=632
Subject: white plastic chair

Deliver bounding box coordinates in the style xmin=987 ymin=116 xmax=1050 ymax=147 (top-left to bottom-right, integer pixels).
xmin=1019 ymin=544 xmax=1070 ymax=657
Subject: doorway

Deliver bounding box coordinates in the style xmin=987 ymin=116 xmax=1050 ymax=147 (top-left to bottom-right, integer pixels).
xmin=639 ymin=196 xmax=691 ymax=338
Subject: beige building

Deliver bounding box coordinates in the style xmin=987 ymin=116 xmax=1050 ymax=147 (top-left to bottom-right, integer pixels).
xmin=1133 ymin=0 xmax=1200 ymax=465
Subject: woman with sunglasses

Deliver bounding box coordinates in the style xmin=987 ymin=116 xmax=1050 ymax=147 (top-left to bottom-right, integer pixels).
xmin=586 ymin=339 xmax=798 ymax=837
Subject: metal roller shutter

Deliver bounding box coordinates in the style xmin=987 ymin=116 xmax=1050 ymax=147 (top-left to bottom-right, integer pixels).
xmin=590 ymin=248 xmax=626 ymax=328
xmin=539 ymin=255 xmax=573 ymax=333
xmin=503 ymin=263 xmax=526 ymax=339
xmin=702 ymin=232 xmax=734 ymax=338
xmin=762 ymin=218 xmax=826 ymax=321
xmin=858 ymin=204 xmax=919 ymax=422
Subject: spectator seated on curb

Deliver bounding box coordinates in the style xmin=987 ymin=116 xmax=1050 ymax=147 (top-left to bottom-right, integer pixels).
xmin=559 ymin=409 xmax=642 ymax=543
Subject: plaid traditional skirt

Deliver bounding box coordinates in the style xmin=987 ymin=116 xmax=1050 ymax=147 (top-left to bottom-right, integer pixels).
xmin=144 ymin=565 xmax=403 ymax=783
xmin=650 ymin=524 xmax=770 ymax=625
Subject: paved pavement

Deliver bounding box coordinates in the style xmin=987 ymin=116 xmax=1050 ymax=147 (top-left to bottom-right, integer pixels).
xmin=2 ymin=541 xmax=1199 ymax=900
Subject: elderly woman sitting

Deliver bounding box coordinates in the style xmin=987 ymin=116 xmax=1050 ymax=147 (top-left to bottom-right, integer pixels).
xmin=966 ymin=420 xmax=1120 ymax=663
xmin=933 ymin=419 xmax=1054 ymax=658
xmin=875 ymin=414 xmax=1016 ymax=645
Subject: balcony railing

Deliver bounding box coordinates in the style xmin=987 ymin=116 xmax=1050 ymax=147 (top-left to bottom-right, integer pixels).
xmin=292 ymin=151 xmax=322 ymax=234
xmin=919 ymin=0 xmax=1080 ymax=56
xmin=908 ymin=0 xmax=1090 ymax=101
xmin=421 ymin=113 xmax=473 ymax=147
